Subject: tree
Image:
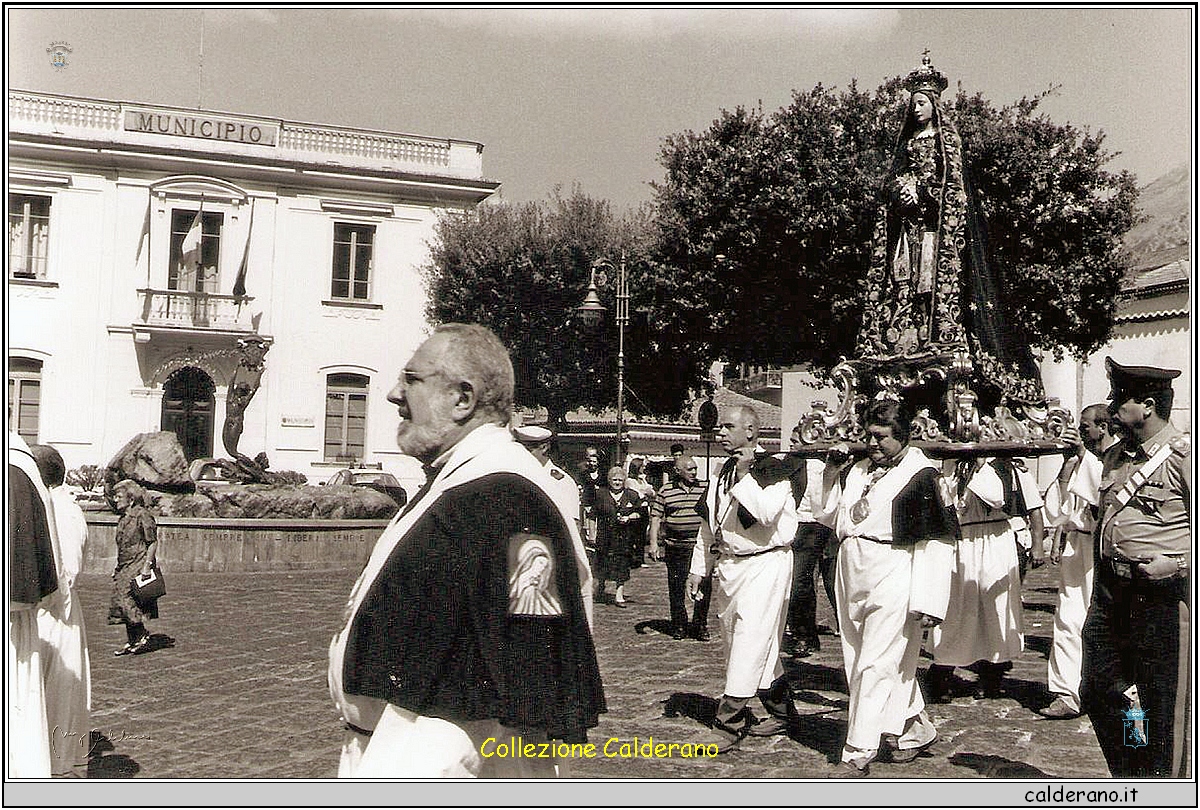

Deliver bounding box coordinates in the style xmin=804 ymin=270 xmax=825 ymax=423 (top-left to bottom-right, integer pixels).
xmin=424 ymin=187 xmax=704 ymax=425
xmin=651 ymin=78 xmax=1139 ymax=371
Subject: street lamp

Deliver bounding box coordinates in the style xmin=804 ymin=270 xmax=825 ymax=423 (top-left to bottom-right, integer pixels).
xmin=577 ymin=252 xmax=628 ymax=464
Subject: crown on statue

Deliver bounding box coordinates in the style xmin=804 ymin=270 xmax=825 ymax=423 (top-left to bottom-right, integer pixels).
xmin=904 ymin=51 xmax=949 ymax=97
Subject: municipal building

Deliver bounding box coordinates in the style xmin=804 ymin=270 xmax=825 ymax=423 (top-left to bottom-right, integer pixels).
xmin=8 ymin=90 xmax=498 ymax=491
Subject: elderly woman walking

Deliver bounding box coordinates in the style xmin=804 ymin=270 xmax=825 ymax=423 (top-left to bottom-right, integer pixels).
xmin=106 ymin=480 xmax=160 ymax=656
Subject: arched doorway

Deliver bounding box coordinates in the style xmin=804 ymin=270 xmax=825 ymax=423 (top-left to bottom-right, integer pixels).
xmin=161 ymin=367 xmax=216 ymax=461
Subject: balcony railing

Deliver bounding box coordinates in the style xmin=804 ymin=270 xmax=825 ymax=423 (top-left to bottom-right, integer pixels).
xmin=137 ymin=289 xmax=255 ymax=332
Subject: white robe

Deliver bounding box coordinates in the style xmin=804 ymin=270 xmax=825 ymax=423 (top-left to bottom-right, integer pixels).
xmin=690 ymin=449 xmax=798 ymax=697
xmin=1042 ymin=451 xmax=1103 ymax=708
xmin=825 ymin=447 xmax=952 ymax=757
xmin=929 ymin=462 xmax=1024 ymax=665
xmin=38 ymin=487 xmax=92 ymax=777
xmin=9 ymin=434 xmax=60 ymax=779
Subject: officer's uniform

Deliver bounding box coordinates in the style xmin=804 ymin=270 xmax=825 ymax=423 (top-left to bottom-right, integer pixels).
xmin=513 ymin=425 xmax=594 ymax=627
xmin=1081 ymin=359 xmax=1191 ymax=778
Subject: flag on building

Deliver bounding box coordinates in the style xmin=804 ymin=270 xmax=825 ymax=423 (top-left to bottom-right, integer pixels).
xmin=179 ymin=210 xmax=203 ymax=280
xmin=135 ymin=198 xmax=152 ymax=286
xmin=233 ymin=202 xmax=253 ymax=299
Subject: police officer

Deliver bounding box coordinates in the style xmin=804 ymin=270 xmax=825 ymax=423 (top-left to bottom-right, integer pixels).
xmin=1081 ymin=357 xmax=1190 ymax=778
xmin=513 ymin=425 xmax=583 ymax=534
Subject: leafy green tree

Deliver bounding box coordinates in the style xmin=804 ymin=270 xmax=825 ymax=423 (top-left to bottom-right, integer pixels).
xmin=424 ymin=187 xmax=701 ymax=425
xmin=652 ymin=79 xmax=1139 ymax=370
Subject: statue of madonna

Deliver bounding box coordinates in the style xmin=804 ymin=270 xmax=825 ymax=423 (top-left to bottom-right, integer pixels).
xmin=856 ymin=54 xmax=1044 ymax=409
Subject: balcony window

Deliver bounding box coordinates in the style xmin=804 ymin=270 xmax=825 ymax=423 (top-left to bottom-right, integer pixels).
xmin=169 ymin=209 xmax=222 ymax=293
xmin=324 ymin=373 xmax=368 ymax=463
xmin=8 ymin=357 xmax=42 ymax=443
xmin=8 ymin=194 xmax=50 ymax=279
xmin=331 ymin=223 xmax=374 ymax=301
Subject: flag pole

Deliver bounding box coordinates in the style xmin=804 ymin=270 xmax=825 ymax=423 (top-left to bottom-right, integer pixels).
xmin=198 ymin=11 xmax=205 ymax=109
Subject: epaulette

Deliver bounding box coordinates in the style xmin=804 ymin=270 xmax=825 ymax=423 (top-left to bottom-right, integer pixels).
xmin=550 ymin=468 xmax=565 ymax=480
xmin=1169 ymin=433 xmax=1190 ymax=457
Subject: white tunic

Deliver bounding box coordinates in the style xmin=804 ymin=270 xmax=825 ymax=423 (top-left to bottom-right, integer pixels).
xmin=38 ymin=487 xmax=92 ymax=777
xmin=1042 ymin=450 xmax=1103 ymax=707
xmin=826 ymin=447 xmax=954 ymax=755
xmin=929 ymin=461 xmax=1024 ymax=665
xmin=689 ymin=449 xmax=799 ymax=697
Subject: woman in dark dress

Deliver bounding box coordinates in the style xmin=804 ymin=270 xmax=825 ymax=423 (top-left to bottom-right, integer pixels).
xmin=107 ymin=480 xmax=159 ymax=656
xmin=592 ymin=466 xmax=646 ymax=607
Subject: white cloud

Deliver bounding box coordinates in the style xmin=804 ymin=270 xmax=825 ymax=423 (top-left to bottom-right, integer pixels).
xmin=377 ymin=7 xmax=899 ymax=41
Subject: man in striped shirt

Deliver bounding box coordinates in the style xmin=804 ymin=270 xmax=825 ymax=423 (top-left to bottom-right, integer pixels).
xmin=649 ymin=456 xmax=711 ymax=640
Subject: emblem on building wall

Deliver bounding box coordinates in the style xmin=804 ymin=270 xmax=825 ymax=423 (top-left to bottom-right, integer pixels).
xmin=47 ymin=41 xmax=72 ymax=70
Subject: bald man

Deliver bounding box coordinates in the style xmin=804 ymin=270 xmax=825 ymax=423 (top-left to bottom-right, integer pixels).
xmin=688 ymin=405 xmax=805 ymax=746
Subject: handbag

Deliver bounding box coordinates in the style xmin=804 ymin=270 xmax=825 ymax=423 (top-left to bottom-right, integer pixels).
xmin=132 ymin=564 xmax=166 ymax=603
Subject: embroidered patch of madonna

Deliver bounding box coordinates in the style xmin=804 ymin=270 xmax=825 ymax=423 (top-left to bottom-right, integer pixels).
xmin=507 ymin=532 xmax=563 ymax=617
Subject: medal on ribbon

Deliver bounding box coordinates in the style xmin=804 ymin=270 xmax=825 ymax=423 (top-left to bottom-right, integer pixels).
xmin=849 ymin=467 xmax=888 ymax=524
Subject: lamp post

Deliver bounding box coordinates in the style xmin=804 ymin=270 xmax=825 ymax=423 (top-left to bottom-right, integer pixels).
xmin=576 ymin=252 xmax=628 ymax=465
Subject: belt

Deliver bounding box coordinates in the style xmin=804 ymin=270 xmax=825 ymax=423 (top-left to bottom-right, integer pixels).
xmin=958 ymin=519 xmax=1012 ymax=528
xmin=1102 ymin=555 xmax=1187 ymax=584
xmin=849 ymin=535 xmax=889 ymax=545
xmin=344 ymin=721 xmax=373 ymax=737
xmin=727 ymin=544 xmax=790 ymax=559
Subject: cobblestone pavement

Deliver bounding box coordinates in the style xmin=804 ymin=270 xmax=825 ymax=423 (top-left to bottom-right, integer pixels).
xmin=74 ymin=558 xmax=1110 ymax=779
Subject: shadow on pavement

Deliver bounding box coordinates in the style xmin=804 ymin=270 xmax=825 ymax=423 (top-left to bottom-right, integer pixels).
xmin=87 ymin=734 xmax=140 ymax=778
xmin=1025 ymin=634 xmax=1051 ymax=659
xmin=634 ymin=619 xmax=678 ymax=637
xmin=662 ymin=692 xmax=717 ymax=725
xmin=788 ymin=712 xmax=846 ymax=762
xmin=950 ymin=752 xmax=1049 ymax=778
xmin=139 ymin=633 xmax=177 ymax=655
xmin=785 ymin=659 xmax=849 ymax=693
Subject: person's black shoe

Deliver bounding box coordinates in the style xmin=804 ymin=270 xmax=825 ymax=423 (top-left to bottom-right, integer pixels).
xmin=746 ymin=716 xmax=791 ymax=737
xmin=691 ymin=625 xmax=711 ymax=641
xmin=672 ymin=625 xmax=686 ymax=640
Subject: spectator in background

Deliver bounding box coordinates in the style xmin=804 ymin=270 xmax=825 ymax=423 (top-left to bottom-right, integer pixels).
xmin=593 ymin=466 xmax=647 ymax=607
xmin=625 ymin=456 xmax=656 ymax=566
xmin=31 ymin=444 xmax=92 ymax=777
xmin=578 ymin=446 xmax=604 ymax=558
xmin=9 ymin=432 xmax=59 ymax=778
xmin=649 ymin=455 xmax=711 ymax=640
xmin=106 ymin=480 xmax=161 ymax=656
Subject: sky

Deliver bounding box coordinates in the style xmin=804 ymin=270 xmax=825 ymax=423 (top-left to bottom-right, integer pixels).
xmin=7 ymin=6 xmax=1194 ymax=210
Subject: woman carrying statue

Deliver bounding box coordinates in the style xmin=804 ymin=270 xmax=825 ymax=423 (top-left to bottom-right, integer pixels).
xmin=856 ymin=54 xmax=1043 ymax=410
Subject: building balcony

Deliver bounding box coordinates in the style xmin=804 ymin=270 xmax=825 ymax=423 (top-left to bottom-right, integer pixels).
xmin=136 ymin=288 xmax=256 ymax=336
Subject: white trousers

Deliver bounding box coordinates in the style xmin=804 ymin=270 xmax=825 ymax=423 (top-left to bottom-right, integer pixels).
xmin=338 ymin=703 xmax=558 ymax=778
xmin=713 ymin=549 xmax=792 ymax=697
xmin=1047 ymin=529 xmax=1094 ymax=710
xmin=836 ymin=536 xmax=932 ymax=757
